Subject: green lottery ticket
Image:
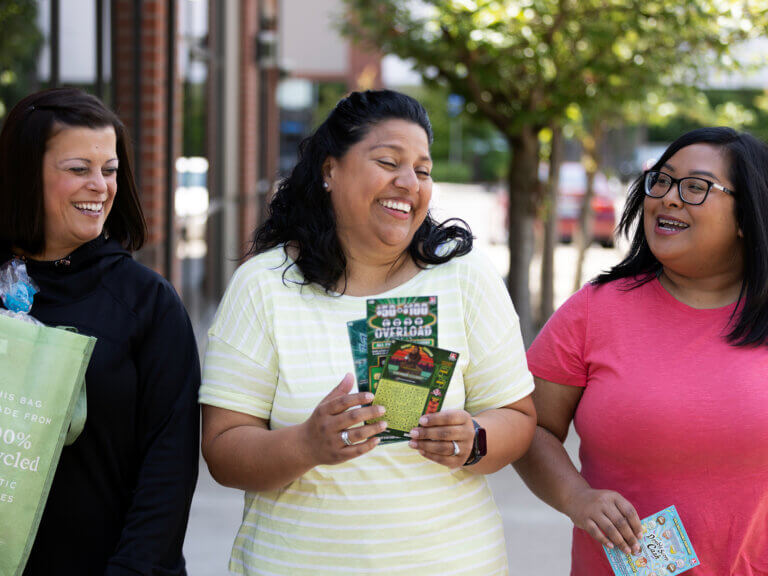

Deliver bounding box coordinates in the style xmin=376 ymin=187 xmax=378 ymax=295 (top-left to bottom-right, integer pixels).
xmin=346 ymin=319 xmax=369 ymax=392
xmin=366 ymin=296 xmax=437 ymax=394
xmin=368 ymin=340 xmax=458 ymax=439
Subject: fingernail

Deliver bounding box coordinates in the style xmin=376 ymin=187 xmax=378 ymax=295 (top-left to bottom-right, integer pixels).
xmin=379 ymin=421 xmax=387 ymax=430
xmin=419 ymin=416 xmax=428 ymax=425
xmin=364 ymin=393 xmax=374 ymax=403
xmin=408 ymin=440 xmax=417 ymax=448
xmin=409 ymin=428 xmax=419 ymax=438
xmin=606 ymin=542 xmax=614 ymax=549
xmin=632 ymin=544 xmax=641 ymax=554
xmin=376 ymin=405 xmax=385 ymax=415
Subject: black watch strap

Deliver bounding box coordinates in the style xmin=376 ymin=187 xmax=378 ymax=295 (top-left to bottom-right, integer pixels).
xmin=463 ymin=419 xmax=487 ymax=466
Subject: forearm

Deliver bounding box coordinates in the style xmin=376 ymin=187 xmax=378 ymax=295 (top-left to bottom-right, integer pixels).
xmin=513 ymin=426 xmax=591 ymax=517
xmin=203 ymin=421 xmax=317 ymax=492
xmin=468 ymin=403 xmax=536 ymax=475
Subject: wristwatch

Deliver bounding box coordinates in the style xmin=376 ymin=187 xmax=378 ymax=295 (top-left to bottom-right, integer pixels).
xmin=463 ymin=419 xmax=487 ymax=466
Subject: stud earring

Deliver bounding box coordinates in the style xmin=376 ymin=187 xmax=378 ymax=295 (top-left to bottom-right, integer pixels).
xmin=322 ymin=182 xmax=329 ymax=190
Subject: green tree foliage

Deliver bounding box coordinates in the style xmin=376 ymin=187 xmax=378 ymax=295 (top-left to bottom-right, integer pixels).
xmin=343 ymin=0 xmax=768 ymax=340
xmin=182 ymin=81 xmax=207 ymax=157
xmin=313 ymin=82 xmax=348 ymax=130
xmin=0 ymin=0 xmax=43 ymax=122
xmin=648 ymin=88 xmax=768 ymax=143
xmin=400 ymin=85 xmax=508 ymax=182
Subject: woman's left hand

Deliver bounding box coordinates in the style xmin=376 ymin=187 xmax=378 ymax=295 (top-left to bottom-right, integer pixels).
xmin=408 ymin=409 xmax=475 ymax=468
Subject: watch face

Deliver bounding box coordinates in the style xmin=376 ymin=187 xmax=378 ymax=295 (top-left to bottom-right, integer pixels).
xmin=476 ymin=427 xmax=487 ymax=456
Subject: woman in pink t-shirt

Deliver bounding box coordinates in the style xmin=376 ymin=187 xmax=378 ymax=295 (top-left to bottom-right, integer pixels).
xmin=516 ymin=127 xmax=768 ymax=576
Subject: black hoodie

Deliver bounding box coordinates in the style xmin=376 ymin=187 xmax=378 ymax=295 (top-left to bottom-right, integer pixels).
xmin=1 ymin=236 xmax=200 ymax=576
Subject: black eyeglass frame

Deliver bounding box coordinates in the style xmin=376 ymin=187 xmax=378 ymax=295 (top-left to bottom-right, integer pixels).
xmin=643 ymin=170 xmax=735 ymax=206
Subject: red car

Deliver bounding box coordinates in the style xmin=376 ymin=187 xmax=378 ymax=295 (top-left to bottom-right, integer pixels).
xmin=553 ymin=162 xmax=616 ymax=248
xmin=492 ymin=162 xmax=617 ymax=247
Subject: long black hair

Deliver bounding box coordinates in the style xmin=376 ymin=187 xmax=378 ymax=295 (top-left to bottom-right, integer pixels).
xmin=0 ymin=87 xmax=146 ymax=254
xmin=248 ymin=89 xmax=472 ymax=293
xmin=595 ymin=127 xmax=768 ymax=347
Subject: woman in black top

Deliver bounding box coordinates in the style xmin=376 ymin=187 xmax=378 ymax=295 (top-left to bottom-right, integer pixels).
xmin=0 ymin=88 xmax=200 ymax=575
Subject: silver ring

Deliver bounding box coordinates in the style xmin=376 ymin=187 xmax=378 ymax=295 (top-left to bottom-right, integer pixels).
xmin=451 ymin=440 xmax=460 ymax=457
xmin=341 ymin=430 xmax=352 ymax=446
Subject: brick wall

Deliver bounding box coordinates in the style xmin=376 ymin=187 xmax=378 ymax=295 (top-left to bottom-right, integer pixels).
xmin=113 ymin=0 xmax=181 ymax=284
xmin=239 ymin=0 xmax=259 ymax=248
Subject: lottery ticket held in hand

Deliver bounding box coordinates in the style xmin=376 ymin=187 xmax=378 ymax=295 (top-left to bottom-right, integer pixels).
xmin=367 ymin=340 xmax=459 ymax=440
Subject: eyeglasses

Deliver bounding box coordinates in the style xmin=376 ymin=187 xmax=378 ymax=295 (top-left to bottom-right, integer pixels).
xmin=644 ymin=170 xmax=735 ymax=206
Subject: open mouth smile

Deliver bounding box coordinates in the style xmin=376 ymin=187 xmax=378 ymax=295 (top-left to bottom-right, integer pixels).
xmin=378 ymin=199 xmax=412 ymax=215
xmin=73 ymin=201 xmax=105 ymax=215
xmin=656 ymin=216 xmax=689 ymax=233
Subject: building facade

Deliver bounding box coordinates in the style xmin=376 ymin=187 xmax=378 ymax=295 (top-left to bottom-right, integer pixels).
xmin=15 ymin=0 xmax=281 ymax=326
xmin=8 ymin=0 xmax=379 ymax=327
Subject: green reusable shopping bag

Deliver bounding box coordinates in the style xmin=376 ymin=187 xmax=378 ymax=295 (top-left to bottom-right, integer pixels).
xmin=0 ymin=315 xmax=96 ymax=576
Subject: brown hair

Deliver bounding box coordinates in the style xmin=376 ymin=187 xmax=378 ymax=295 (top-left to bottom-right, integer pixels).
xmin=0 ymin=87 xmax=146 ymax=254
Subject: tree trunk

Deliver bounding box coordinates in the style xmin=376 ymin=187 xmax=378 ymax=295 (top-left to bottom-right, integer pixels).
xmin=506 ymin=126 xmax=540 ymax=346
xmin=539 ymin=124 xmax=563 ymax=328
xmin=572 ymin=170 xmax=595 ymax=292
xmin=573 ymin=123 xmax=602 ymax=293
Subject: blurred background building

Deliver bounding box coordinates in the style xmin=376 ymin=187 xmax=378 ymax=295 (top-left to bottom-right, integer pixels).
xmin=1 ymin=0 xmax=767 ymax=334
xmin=3 ymin=3 xmax=767 ymax=574
xmin=1 ymin=0 xmax=385 ymax=332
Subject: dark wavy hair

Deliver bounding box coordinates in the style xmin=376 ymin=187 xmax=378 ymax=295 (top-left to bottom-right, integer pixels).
xmin=595 ymin=127 xmax=768 ymax=347
xmin=249 ymin=89 xmax=472 ymax=292
xmin=0 ymin=87 xmax=146 ymax=255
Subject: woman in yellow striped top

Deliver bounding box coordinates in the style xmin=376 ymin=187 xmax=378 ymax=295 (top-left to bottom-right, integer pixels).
xmin=199 ymin=90 xmax=536 ymax=575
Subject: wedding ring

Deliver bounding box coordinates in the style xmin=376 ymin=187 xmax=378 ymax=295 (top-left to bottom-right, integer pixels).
xmin=451 ymin=440 xmax=460 ymax=456
xmin=341 ymin=430 xmax=352 ymax=446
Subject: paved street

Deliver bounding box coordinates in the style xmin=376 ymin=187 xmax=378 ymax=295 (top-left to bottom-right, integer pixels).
xmin=184 ymin=183 xmax=627 ymax=575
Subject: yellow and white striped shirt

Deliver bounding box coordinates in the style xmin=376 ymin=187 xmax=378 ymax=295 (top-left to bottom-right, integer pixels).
xmin=200 ymin=245 xmax=534 ymax=575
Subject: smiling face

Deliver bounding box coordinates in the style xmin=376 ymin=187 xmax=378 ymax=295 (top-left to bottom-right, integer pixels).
xmin=643 ymin=143 xmax=743 ymax=279
xmin=325 ymin=119 xmax=432 ymax=260
xmin=40 ymin=125 xmax=118 ymax=260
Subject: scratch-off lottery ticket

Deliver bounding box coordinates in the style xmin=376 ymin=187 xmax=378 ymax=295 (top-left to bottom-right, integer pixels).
xmin=346 ymin=319 xmax=368 ymax=392
xmin=366 ymin=296 xmax=437 ymax=394
xmin=367 ymin=340 xmax=458 ymax=439
xmin=603 ymin=505 xmax=699 ymax=576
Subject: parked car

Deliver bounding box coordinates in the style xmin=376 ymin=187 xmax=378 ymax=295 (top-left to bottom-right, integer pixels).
xmin=554 ymin=162 xmax=616 ymax=248
xmin=493 ymin=161 xmax=617 ymax=248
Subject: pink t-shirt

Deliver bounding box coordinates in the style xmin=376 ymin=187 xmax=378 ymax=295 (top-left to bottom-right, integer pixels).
xmin=527 ymin=277 xmax=768 ymax=576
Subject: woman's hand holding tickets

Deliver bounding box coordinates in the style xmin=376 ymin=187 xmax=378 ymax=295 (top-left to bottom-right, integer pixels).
xmin=565 ymin=487 xmax=643 ymax=555
xmin=300 ymin=373 xmax=386 ymax=465
xmin=408 ymin=409 xmax=475 ymax=468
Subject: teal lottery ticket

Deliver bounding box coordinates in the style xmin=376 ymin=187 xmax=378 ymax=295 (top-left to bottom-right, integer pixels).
xmin=346 ymin=322 xmax=408 ymax=444
xmin=346 ymin=319 xmax=368 ymax=392
xmin=603 ymin=505 xmax=699 ymax=576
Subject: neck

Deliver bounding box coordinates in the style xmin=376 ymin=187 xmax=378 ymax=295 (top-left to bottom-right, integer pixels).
xmin=337 ymin=241 xmax=418 ymax=296
xmin=659 ymin=267 xmax=743 ymax=309
xmin=15 ymin=245 xmax=75 ymax=263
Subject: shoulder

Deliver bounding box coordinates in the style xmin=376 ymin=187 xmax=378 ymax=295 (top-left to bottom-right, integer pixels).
xmin=102 ymin=256 xmax=186 ymax=322
xmin=583 ymin=276 xmax=658 ymax=310
xmin=432 ymin=246 xmax=504 ymax=288
xmin=211 ymin=246 xmax=300 ymax=337
xmin=543 ymin=277 xmax=658 ymax=334
xmin=218 ymin=246 xmax=305 ymax=315
xmin=237 ymin=245 xmax=293 ymax=275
